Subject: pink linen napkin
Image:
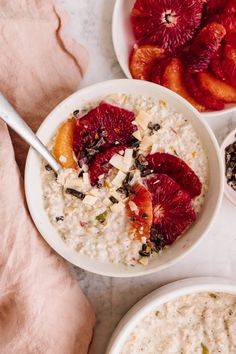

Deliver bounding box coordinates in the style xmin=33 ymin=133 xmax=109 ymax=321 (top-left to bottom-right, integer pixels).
xmin=0 ymin=0 xmax=88 ymax=173
xmin=0 ymin=1 xmax=95 ymax=353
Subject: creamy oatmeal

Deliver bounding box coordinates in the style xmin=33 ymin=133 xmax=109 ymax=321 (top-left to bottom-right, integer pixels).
xmin=121 ymin=292 xmax=236 ymax=354
xmin=41 ymin=94 xmax=208 ymax=266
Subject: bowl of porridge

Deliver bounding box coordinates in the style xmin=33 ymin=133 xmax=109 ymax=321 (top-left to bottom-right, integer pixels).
xmin=25 ymin=79 xmax=223 ymax=277
xmin=106 ymin=277 xmax=236 ymax=353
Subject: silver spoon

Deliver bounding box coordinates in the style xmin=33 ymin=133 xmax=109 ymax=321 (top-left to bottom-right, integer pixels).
xmin=0 ymin=93 xmax=60 ymax=173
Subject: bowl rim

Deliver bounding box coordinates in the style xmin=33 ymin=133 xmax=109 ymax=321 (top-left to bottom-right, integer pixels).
xmin=112 ymin=0 xmax=132 ymax=80
xmin=112 ymin=0 xmax=236 ymax=118
xmin=25 ymin=79 xmax=224 ymax=277
xmin=105 ymin=276 xmax=236 ymax=353
xmin=220 ymin=127 xmax=236 ymax=206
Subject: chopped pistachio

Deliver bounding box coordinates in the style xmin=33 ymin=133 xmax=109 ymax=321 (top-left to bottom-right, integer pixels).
xmin=201 ymin=343 xmax=209 ymax=354
xmin=96 ymin=211 xmax=108 ymax=223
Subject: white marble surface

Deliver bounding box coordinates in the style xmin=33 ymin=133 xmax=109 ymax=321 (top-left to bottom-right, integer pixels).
xmin=58 ymin=1 xmax=236 ymax=354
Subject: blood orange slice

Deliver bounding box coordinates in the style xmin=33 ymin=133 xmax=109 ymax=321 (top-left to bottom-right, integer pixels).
xmin=145 ymin=174 xmax=196 ymax=244
xmin=184 ymin=71 xmax=224 ymax=110
xmin=129 ymin=44 xmax=164 ymax=80
xmin=184 ymin=22 xmax=226 ymax=73
xmin=222 ymin=36 xmax=236 ymax=88
xmin=73 ymin=102 xmax=136 ymax=161
xmin=126 ymin=183 xmax=153 ymax=240
xmin=198 ymin=71 xmax=236 ymax=102
xmin=161 ymin=58 xmax=206 ymax=112
xmin=131 ymin=0 xmax=203 ymax=52
xmin=146 ymin=152 xmax=202 ymax=198
xmin=89 ymin=146 xmax=126 ymax=186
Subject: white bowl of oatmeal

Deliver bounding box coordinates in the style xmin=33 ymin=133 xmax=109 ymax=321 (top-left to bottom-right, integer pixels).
xmin=25 ymin=79 xmax=223 ymax=277
xmin=106 ymin=277 xmax=236 ymax=354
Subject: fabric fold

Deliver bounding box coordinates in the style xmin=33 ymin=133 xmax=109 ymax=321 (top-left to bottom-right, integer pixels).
xmin=0 ymin=1 xmax=95 ymax=353
xmin=0 ymin=0 xmax=88 ymax=173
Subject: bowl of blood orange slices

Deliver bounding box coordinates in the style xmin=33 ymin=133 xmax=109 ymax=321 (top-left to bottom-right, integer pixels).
xmin=112 ymin=0 xmax=236 ymax=116
xmin=25 ymin=79 xmax=223 ymax=277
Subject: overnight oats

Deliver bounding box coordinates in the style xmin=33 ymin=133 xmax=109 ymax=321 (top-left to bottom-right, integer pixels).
xmin=41 ymin=93 xmax=208 ymax=266
xmin=121 ymin=292 xmax=236 ymax=354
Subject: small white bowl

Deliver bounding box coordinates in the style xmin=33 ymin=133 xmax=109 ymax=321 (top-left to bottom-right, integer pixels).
xmin=25 ymin=79 xmax=223 ymax=277
xmin=106 ymin=277 xmax=236 ymax=353
xmin=221 ymin=128 xmax=236 ymax=206
xmin=112 ymin=0 xmax=236 ymax=117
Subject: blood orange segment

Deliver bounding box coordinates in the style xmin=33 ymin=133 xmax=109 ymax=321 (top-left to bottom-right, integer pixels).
xmin=203 ymin=0 xmax=227 ymax=17
xmin=89 ymin=146 xmax=126 ymax=186
xmin=73 ymin=102 xmax=136 ymax=161
xmin=131 ymin=0 xmax=203 ymax=52
xmin=184 ymin=22 xmax=226 ymax=73
xmin=224 ymin=0 xmax=236 ymax=14
xmin=214 ymin=13 xmax=236 ymax=40
xmin=222 ymin=37 xmax=236 ymax=88
xmin=146 ymin=152 xmax=202 ymax=198
xmin=161 ymin=58 xmax=206 ymax=112
xmin=53 ymin=118 xmax=77 ymax=169
xmin=149 ymin=57 xmax=170 ymax=85
xmin=145 ymin=174 xmax=196 ymax=245
xmin=198 ymin=71 xmax=236 ymax=102
xmin=210 ymin=46 xmax=226 ymax=81
xmin=126 ymin=183 xmax=153 ymax=240
xmin=129 ymin=44 xmax=165 ymax=80
xmin=184 ymin=71 xmax=225 ymax=110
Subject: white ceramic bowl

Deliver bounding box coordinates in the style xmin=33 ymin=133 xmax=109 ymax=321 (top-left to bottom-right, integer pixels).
xmin=106 ymin=277 xmax=236 ymax=353
xmin=221 ymin=128 xmax=236 ymax=206
xmin=112 ymin=0 xmax=236 ymax=117
xmin=25 ymin=79 xmax=223 ymax=277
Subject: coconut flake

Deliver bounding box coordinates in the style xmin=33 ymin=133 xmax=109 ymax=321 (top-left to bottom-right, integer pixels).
xmin=109 ymin=154 xmax=129 ymax=172
xmin=89 ymin=188 xmax=100 ymax=197
xmin=111 ymin=170 xmax=126 ymax=187
xmin=132 ymin=129 xmax=142 ymax=141
xmin=83 ymin=172 xmax=91 ymax=186
xmin=140 ymin=136 xmax=153 ymax=152
xmin=123 ymin=148 xmax=133 ymax=170
xmin=103 ymin=197 xmax=112 ymax=207
xmin=135 ymin=110 xmax=152 ymax=130
xmin=82 ymin=195 xmax=98 ymax=205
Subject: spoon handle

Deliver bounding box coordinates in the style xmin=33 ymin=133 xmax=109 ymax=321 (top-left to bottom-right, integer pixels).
xmin=0 ymin=93 xmax=60 ymax=172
